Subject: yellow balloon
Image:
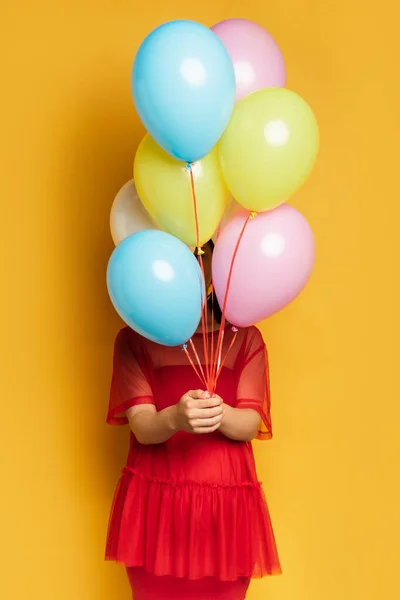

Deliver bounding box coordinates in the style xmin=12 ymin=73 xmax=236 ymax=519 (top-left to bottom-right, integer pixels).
xmin=219 ymin=88 xmax=319 ymax=212
xmin=134 ymin=135 xmax=228 ymax=246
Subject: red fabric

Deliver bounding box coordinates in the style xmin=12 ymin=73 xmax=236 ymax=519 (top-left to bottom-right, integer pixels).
xmin=126 ymin=568 xmax=250 ymax=600
xmin=106 ymin=326 xmax=281 ymax=581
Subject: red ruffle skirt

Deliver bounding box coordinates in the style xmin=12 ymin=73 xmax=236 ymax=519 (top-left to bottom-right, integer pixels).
xmin=106 ymin=466 xmax=281 ymax=581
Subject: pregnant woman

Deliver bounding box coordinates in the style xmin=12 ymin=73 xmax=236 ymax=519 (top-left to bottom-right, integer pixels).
xmin=105 ymin=242 xmax=281 ymax=599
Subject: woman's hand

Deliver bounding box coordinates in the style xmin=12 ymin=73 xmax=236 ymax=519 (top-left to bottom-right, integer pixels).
xmin=212 ymin=394 xmax=262 ymax=442
xmin=174 ymin=390 xmax=224 ymax=434
xmin=126 ymin=391 xmax=224 ymax=445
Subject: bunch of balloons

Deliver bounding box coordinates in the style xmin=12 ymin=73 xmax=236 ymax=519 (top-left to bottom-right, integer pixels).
xmin=107 ymin=18 xmax=318 ymax=380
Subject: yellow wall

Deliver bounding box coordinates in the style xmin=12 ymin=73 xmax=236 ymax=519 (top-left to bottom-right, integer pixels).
xmin=1 ymin=1 xmax=399 ymax=599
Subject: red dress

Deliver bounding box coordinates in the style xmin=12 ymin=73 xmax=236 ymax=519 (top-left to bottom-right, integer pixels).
xmin=106 ymin=326 xmax=281 ymax=599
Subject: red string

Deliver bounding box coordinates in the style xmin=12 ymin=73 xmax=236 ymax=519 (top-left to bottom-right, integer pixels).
xmin=183 ymin=346 xmax=207 ymax=388
xmin=214 ymin=329 xmax=238 ymax=384
xmin=188 ymin=164 xmax=211 ymax=392
xmin=213 ymin=327 xmax=225 ymax=391
xmin=188 ymin=163 xmax=201 ymax=255
xmin=199 ymin=254 xmax=210 ymax=387
xmin=189 ymin=338 xmax=207 ymax=385
xmin=185 ymin=165 xmax=253 ymax=394
xmin=210 ymin=212 xmax=252 ymax=393
xmin=210 ymin=283 xmax=215 ymax=389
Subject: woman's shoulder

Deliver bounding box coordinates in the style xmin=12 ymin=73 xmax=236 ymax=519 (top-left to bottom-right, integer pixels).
xmin=243 ymin=325 xmax=265 ymax=346
xmin=115 ymin=326 xmax=143 ymax=349
xmin=231 ymin=326 xmax=265 ymax=363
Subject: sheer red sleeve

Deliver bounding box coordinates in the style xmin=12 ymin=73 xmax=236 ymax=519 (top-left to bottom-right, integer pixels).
xmin=107 ymin=328 xmax=155 ymax=426
xmin=236 ymin=327 xmax=272 ymax=440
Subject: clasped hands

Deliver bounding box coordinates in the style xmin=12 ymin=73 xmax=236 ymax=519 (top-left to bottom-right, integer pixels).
xmin=174 ymin=390 xmax=225 ymax=434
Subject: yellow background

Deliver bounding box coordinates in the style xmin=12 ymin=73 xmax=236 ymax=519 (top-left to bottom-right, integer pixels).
xmin=1 ymin=1 xmax=399 ymax=599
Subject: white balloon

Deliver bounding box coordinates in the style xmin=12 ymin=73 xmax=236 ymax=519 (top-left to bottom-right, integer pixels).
xmin=110 ymin=179 xmax=159 ymax=246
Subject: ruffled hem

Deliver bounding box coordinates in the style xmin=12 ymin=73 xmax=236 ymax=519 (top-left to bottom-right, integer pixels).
xmin=106 ymin=467 xmax=281 ymax=581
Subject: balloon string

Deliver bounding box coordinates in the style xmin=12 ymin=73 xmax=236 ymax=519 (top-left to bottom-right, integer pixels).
xmin=211 ymin=212 xmax=253 ymax=392
xmin=215 ymin=327 xmax=225 ymax=384
xmin=183 ymin=345 xmax=207 ymax=388
xmin=188 ymin=163 xmax=211 ymax=391
xmin=189 ymin=338 xmax=207 ymax=385
xmin=206 ymin=285 xmax=219 ymax=394
xmin=214 ymin=329 xmax=238 ymax=385
xmin=210 ymin=284 xmax=215 ymax=390
xmin=188 ymin=163 xmax=201 ymax=252
xmin=199 ymin=253 xmax=210 ymax=388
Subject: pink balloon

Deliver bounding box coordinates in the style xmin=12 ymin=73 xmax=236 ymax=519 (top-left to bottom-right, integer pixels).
xmin=212 ymin=205 xmax=315 ymax=327
xmin=211 ymin=18 xmax=286 ymax=103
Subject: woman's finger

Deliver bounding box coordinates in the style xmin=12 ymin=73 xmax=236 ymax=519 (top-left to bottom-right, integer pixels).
xmin=190 ymin=414 xmax=223 ymax=429
xmin=187 ymin=390 xmax=210 ymax=400
xmin=188 ymin=406 xmax=223 ymax=419
xmin=191 ymin=397 xmax=222 ymax=409
xmin=193 ymin=422 xmax=222 ymax=434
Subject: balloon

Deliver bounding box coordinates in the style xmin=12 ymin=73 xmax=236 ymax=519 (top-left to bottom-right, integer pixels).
xmin=132 ymin=20 xmax=236 ymax=162
xmin=219 ymin=88 xmax=319 ymax=212
xmin=134 ymin=134 xmax=228 ymax=247
xmin=110 ymin=179 xmax=159 ymax=246
xmin=211 ymin=18 xmax=285 ymax=103
xmin=107 ymin=230 xmax=204 ymax=346
xmin=212 ymin=205 xmax=315 ymax=327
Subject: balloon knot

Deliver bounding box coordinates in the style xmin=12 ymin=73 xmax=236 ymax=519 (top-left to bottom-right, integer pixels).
xmin=196 ymin=247 xmax=205 ymax=256
xmin=250 ymin=211 xmax=257 ymax=220
xmin=186 ymin=162 xmax=193 ymax=171
xmin=231 ymin=326 xmax=238 ymax=333
xmin=182 ymin=343 xmax=188 ymax=351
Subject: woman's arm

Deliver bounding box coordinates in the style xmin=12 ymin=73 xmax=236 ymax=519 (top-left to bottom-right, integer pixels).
xmin=126 ymin=404 xmax=177 ymax=445
xmin=126 ymin=390 xmax=224 ymax=445
xmin=218 ymin=402 xmax=262 ymax=442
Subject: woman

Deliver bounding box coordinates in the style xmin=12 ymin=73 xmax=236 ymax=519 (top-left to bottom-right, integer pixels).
xmin=106 ymin=241 xmax=281 ymax=599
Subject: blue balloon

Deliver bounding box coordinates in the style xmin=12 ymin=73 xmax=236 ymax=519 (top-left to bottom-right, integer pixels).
xmin=107 ymin=230 xmax=203 ymax=346
xmin=132 ymin=20 xmax=236 ymax=163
